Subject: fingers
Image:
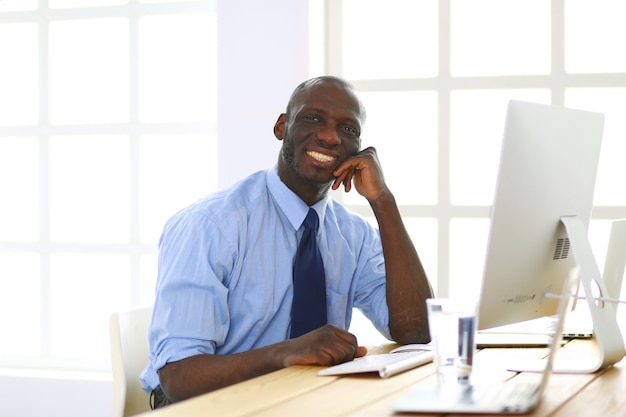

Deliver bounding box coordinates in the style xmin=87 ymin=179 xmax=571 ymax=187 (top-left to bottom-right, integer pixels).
xmin=318 ymin=344 xmax=356 ymax=366
xmin=343 ymin=169 xmax=354 ymax=193
xmin=332 ymin=164 xmax=361 ymax=193
xmin=312 ymin=326 xmax=358 ymax=365
xmin=357 ymin=346 xmax=368 ymax=357
xmin=333 ymin=147 xmax=385 ymax=197
xmin=287 ymin=325 xmax=362 ymax=366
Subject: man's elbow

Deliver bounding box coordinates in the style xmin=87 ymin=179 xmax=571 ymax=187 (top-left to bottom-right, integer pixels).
xmin=389 ymin=323 xmax=431 ymax=345
xmin=158 ymin=360 xmax=198 ymax=403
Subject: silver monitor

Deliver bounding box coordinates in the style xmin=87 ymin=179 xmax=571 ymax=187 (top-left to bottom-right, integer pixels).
xmin=478 ymin=100 xmax=603 ymax=330
xmin=477 ymin=100 xmax=624 ymax=372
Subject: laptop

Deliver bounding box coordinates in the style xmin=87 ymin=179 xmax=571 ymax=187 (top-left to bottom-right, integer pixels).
xmin=474 ymin=311 xmax=591 ymax=348
xmin=392 ymin=268 xmax=578 ymax=415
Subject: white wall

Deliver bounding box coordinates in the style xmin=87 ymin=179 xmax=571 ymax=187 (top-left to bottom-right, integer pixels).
xmin=0 ymin=1 xmax=314 ymax=416
xmin=217 ymin=0 xmax=314 ymax=187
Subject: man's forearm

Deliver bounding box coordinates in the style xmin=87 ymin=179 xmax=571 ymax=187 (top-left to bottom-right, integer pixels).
xmin=370 ymin=192 xmax=433 ymax=344
xmin=157 ymin=324 xmax=365 ymax=403
xmin=158 ymin=343 xmax=286 ymax=402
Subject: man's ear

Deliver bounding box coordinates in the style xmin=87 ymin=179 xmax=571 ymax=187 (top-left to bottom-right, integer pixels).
xmin=273 ymin=113 xmax=286 ymax=140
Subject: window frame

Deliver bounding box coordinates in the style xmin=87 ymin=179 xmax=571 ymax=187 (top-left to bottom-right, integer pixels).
xmin=325 ymin=0 xmax=626 ymax=298
xmin=0 ymin=0 xmax=217 ymax=372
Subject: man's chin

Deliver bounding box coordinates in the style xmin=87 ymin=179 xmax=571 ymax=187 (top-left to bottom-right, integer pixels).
xmin=305 ymin=168 xmax=336 ymax=186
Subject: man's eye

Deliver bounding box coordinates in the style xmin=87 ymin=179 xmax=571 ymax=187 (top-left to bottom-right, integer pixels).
xmin=304 ymin=115 xmax=321 ymax=122
xmin=341 ymin=125 xmax=359 ymax=136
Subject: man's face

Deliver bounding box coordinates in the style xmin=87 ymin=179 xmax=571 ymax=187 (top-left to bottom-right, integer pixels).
xmin=278 ymin=81 xmax=364 ymax=188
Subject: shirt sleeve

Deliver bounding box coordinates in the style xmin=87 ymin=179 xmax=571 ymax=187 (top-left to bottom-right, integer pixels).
xmin=352 ymin=224 xmax=392 ymax=340
xmin=148 ymin=210 xmax=235 ymax=372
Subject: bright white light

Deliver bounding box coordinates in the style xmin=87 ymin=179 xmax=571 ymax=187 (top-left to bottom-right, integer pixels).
xmin=0 ymin=137 xmax=39 ymax=241
xmin=342 ymin=0 xmax=438 ymax=79
xmin=565 ymin=0 xmax=626 ymax=73
xmin=138 ymin=13 xmax=217 ymax=123
xmin=49 ymin=135 xmax=131 ymax=243
xmin=49 ymin=18 xmax=129 ymax=124
xmin=451 ymin=0 xmax=551 ymax=76
xmin=0 ymin=23 xmax=38 ymax=126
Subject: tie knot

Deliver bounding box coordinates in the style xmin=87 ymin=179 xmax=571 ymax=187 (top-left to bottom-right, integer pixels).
xmin=303 ymin=208 xmax=319 ymax=231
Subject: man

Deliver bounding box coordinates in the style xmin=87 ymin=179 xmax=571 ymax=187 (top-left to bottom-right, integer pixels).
xmin=140 ymin=76 xmax=433 ymax=407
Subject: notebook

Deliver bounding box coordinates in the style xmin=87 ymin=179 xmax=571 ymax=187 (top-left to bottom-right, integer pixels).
xmin=392 ymin=268 xmax=578 ymax=415
xmin=317 ymin=344 xmax=433 ymax=379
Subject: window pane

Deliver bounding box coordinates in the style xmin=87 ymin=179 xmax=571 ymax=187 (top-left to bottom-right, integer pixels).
xmin=565 ymin=88 xmax=626 ymax=206
xmin=450 ymin=89 xmax=551 ymax=206
xmin=49 ymin=18 xmax=129 ymax=124
xmin=565 ymin=0 xmax=626 ymax=73
xmin=49 ymin=0 xmax=128 ymax=7
xmin=138 ymin=134 xmax=217 ymax=243
xmin=49 ymin=135 xmax=130 ymax=243
xmin=590 ymin=218 xmax=626 ymax=334
xmin=364 ymin=215 xmax=437 ymax=292
xmin=0 ymin=0 xmax=37 ymax=11
xmin=405 ymin=217 xmax=438 ymax=295
xmin=50 ymin=253 xmax=130 ymax=360
xmin=0 ymin=23 xmax=38 ymax=126
xmin=588 ymin=219 xmax=614 ymax=276
xmin=0 ymin=253 xmax=40 ymax=356
xmin=345 ymin=91 xmax=438 ymax=205
xmin=138 ymin=13 xmax=217 ymax=123
xmin=449 ymin=218 xmax=489 ymax=300
xmin=363 ymin=215 xmax=438 ymax=300
xmin=450 ymin=0 xmax=551 ymax=76
xmin=0 ymin=137 xmax=39 ymax=241
xmin=341 ymin=0 xmax=438 ymax=79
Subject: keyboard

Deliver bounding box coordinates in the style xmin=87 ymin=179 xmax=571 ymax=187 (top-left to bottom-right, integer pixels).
xmin=317 ymin=349 xmax=433 ymax=379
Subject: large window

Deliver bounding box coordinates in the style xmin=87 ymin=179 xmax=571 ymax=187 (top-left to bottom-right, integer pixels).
xmin=328 ymin=0 xmax=626 ymax=304
xmin=0 ymin=0 xmax=217 ymax=371
xmin=3 ymin=0 xmax=626 ymax=372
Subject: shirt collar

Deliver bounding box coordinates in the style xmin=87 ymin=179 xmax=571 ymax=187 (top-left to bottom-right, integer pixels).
xmin=266 ymin=165 xmax=329 ymax=231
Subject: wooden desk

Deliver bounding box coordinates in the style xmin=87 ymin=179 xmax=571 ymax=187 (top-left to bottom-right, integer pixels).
xmin=136 ymin=339 xmax=625 ymax=417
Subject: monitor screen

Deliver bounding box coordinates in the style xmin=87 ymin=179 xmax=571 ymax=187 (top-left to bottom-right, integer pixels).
xmin=477 ymin=100 xmax=605 ymax=331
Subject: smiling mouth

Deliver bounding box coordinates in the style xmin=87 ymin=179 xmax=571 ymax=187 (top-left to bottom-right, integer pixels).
xmin=307 ymin=150 xmax=336 ymax=164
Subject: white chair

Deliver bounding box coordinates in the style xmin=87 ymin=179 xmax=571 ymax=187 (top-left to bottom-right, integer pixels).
xmin=109 ymin=305 xmax=153 ymax=417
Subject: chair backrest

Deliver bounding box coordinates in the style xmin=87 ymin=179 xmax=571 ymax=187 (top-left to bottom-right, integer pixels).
xmin=109 ymin=305 xmax=153 ymax=417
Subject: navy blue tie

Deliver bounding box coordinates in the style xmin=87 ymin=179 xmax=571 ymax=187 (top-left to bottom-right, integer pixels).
xmin=290 ymin=208 xmax=327 ymax=338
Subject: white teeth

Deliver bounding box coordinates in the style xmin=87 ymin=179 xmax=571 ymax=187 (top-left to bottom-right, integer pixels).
xmin=307 ymin=151 xmax=335 ymax=163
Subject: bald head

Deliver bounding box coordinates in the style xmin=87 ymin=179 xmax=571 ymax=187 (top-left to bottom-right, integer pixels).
xmin=285 ymin=76 xmax=366 ymax=124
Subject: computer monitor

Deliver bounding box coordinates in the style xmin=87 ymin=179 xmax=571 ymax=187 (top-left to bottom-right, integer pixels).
xmin=476 ymin=100 xmax=625 ymax=372
xmin=477 ymin=100 xmax=602 ymax=330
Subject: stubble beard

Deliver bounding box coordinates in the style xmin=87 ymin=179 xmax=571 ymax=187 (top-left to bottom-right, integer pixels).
xmin=280 ymin=136 xmax=333 ymax=188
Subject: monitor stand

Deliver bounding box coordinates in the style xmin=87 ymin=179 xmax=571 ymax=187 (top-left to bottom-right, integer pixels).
xmin=554 ymin=216 xmax=626 ymax=373
xmin=602 ymin=219 xmax=626 ymax=312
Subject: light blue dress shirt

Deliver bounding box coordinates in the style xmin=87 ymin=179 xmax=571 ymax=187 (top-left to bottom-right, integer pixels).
xmin=140 ymin=166 xmax=391 ymax=392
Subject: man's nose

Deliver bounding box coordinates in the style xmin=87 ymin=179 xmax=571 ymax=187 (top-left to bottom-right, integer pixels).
xmin=318 ymin=124 xmax=341 ymax=146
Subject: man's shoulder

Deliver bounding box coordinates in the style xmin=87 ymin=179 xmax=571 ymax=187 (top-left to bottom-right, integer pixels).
xmin=174 ymin=170 xmax=269 ymax=221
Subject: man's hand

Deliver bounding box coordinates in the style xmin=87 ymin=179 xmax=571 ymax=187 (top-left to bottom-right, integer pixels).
xmin=282 ymin=324 xmax=368 ymax=367
xmin=159 ymin=325 xmax=367 ymax=402
xmin=331 ymin=147 xmax=390 ymax=202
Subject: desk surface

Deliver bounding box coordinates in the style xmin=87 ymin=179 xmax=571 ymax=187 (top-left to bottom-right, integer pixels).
xmin=136 ymin=339 xmax=625 ymax=417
